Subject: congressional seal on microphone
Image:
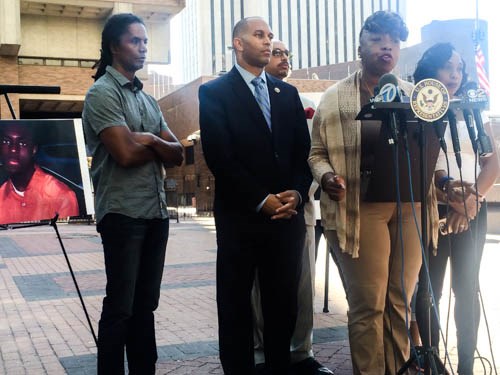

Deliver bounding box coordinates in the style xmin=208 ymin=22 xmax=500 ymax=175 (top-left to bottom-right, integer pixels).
xmin=410 ymin=78 xmax=449 ymax=121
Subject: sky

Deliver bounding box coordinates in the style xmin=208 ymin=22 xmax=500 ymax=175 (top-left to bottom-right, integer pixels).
xmin=405 ymin=0 xmax=498 ymax=114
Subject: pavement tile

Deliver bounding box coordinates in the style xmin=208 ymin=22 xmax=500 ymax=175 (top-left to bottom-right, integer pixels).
xmin=0 ymin=216 xmax=499 ymax=374
xmin=0 ymin=238 xmax=26 ymax=258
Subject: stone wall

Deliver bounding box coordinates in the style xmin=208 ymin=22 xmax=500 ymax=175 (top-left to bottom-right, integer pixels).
xmin=0 ymin=56 xmax=20 ymax=119
xmin=18 ymin=65 xmax=94 ymax=96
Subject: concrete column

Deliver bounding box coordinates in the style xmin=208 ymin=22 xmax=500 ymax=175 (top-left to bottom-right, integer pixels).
xmin=0 ymin=0 xmax=21 ymax=56
xmin=242 ymin=0 xmax=268 ymax=20
xmin=112 ymin=2 xmax=134 ymax=15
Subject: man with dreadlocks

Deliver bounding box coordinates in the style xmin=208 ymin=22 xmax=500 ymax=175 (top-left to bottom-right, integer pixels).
xmin=82 ymin=13 xmax=183 ymax=374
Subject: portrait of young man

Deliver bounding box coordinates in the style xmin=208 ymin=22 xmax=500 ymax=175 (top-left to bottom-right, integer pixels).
xmin=0 ymin=122 xmax=80 ymax=224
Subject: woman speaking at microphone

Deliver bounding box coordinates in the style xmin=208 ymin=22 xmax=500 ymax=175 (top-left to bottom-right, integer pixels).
xmin=414 ymin=43 xmax=499 ymax=375
xmin=308 ymin=10 xmax=438 ymax=374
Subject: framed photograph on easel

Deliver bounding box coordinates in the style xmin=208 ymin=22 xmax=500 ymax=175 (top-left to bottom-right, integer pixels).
xmin=0 ymin=119 xmax=94 ymax=225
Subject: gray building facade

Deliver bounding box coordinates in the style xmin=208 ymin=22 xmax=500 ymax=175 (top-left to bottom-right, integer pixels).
xmin=174 ymin=0 xmax=406 ymax=83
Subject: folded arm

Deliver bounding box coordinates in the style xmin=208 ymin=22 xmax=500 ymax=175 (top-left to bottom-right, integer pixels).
xmin=99 ymin=126 xmax=183 ymax=168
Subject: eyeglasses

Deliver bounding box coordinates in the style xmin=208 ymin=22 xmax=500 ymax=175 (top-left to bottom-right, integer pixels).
xmin=272 ymin=49 xmax=292 ymax=59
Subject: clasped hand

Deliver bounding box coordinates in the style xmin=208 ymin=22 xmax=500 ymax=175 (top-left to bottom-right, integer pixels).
xmin=321 ymin=172 xmax=346 ymax=201
xmin=440 ymin=180 xmax=484 ymax=234
xmin=443 ymin=210 xmax=470 ymax=234
xmin=261 ymin=190 xmax=299 ymax=220
xmin=446 ymin=180 xmax=483 ymax=220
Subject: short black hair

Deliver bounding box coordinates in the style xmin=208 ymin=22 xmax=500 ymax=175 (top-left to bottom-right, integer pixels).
xmin=0 ymin=123 xmax=38 ymax=144
xmin=232 ymin=16 xmax=264 ymax=40
xmin=359 ymin=11 xmax=408 ymax=42
xmin=413 ymin=42 xmax=468 ymax=93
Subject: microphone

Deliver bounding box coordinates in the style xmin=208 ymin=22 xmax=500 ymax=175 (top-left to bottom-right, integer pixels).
xmin=376 ymin=73 xmax=401 ymax=145
xmin=463 ymin=81 xmax=493 ymax=156
xmin=462 ymin=108 xmax=477 ymax=154
xmin=375 ymin=73 xmax=400 ymax=102
xmin=433 ymin=118 xmax=448 ymax=153
xmin=447 ymin=109 xmax=462 ymax=169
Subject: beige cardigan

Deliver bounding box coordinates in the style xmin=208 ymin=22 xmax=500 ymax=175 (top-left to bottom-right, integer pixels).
xmin=308 ymin=71 xmax=438 ymax=258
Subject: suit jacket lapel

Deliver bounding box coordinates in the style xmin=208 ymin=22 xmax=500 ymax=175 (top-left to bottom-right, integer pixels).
xmin=228 ymin=67 xmax=272 ymax=135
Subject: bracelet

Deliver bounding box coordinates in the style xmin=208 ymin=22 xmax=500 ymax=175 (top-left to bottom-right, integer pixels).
xmin=437 ymin=175 xmax=454 ymax=192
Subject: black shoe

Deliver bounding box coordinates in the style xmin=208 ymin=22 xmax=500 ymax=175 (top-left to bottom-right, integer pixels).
xmin=255 ymin=363 xmax=270 ymax=375
xmin=291 ymin=357 xmax=334 ymax=375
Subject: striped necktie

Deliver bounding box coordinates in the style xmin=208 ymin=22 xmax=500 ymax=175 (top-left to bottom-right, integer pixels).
xmin=251 ymin=77 xmax=272 ymax=130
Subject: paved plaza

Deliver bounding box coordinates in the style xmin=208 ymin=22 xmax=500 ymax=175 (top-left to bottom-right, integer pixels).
xmin=0 ymin=215 xmax=499 ymax=374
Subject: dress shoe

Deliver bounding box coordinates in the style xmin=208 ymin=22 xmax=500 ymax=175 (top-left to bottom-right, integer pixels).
xmin=255 ymin=363 xmax=270 ymax=375
xmin=291 ymin=357 xmax=334 ymax=375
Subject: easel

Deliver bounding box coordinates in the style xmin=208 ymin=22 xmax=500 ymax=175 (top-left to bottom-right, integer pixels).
xmin=0 ymin=84 xmax=60 ymax=119
xmin=1 ymin=216 xmax=98 ymax=345
xmin=0 ymin=85 xmax=98 ymax=346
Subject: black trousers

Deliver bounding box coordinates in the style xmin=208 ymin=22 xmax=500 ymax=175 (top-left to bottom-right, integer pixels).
xmin=416 ymin=203 xmax=487 ymax=375
xmin=96 ymin=213 xmax=169 ymax=375
xmin=215 ymin=211 xmax=305 ymax=375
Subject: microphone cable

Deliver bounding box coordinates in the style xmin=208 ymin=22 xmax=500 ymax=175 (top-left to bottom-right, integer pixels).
xmin=478 ymin=287 xmax=499 ymax=375
xmin=385 ymin=110 xmax=403 ymax=374
xmin=437 ymin=120 xmax=497 ymax=375
xmin=403 ymin=124 xmax=455 ymax=374
xmin=467 ymin=148 xmax=497 ymax=375
xmin=398 ymin=123 xmax=424 ymax=371
xmin=431 ymin=128 xmax=482 ymax=373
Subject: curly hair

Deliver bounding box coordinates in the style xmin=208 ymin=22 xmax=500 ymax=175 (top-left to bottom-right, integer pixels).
xmin=92 ymin=13 xmax=145 ymax=81
xmin=413 ymin=42 xmax=468 ymax=94
xmin=359 ymin=10 xmax=409 ymax=42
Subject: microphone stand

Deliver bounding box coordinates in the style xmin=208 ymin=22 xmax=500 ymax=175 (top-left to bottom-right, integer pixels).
xmin=401 ymin=100 xmax=487 ymax=374
xmin=398 ymin=118 xmax=448 ymax=375
xmin=356 ymin=101 xmax=447 ymax=374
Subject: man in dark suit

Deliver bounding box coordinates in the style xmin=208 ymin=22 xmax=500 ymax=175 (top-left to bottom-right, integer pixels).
xmin=198 ymin=17 xmax=312 ymax=375
xmin=251 ymin=40 xmax=333 ymax=375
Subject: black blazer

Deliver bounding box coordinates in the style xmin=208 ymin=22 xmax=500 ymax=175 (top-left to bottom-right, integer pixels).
xmin=199 ymin=66 xmax=312 ymax=216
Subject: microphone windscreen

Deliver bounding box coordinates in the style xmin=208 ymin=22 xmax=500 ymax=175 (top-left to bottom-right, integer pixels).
xmin=462 ymin=80 xmax=488 ymax=105
xmin=376 ymin=73 xmax=400 ymax=102
xmin=378 ymin=73 xmax=399 ymax=88
xmin=463 ymin=81 xmax=478 ymax=91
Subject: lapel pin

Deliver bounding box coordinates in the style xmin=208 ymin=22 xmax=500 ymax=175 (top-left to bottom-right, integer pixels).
xmin=274 ymin=87 xmax=280 ymax=93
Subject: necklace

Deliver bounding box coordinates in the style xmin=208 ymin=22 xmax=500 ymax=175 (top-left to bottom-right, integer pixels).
xmin=360 ymin=72 xmax=375 ymax=98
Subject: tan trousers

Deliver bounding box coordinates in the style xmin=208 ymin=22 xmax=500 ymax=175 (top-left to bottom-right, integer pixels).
xmin=252 ymin=223 xmax=316 ymax=364
xmin=325 ymin=202 xmax=422 ymax=375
